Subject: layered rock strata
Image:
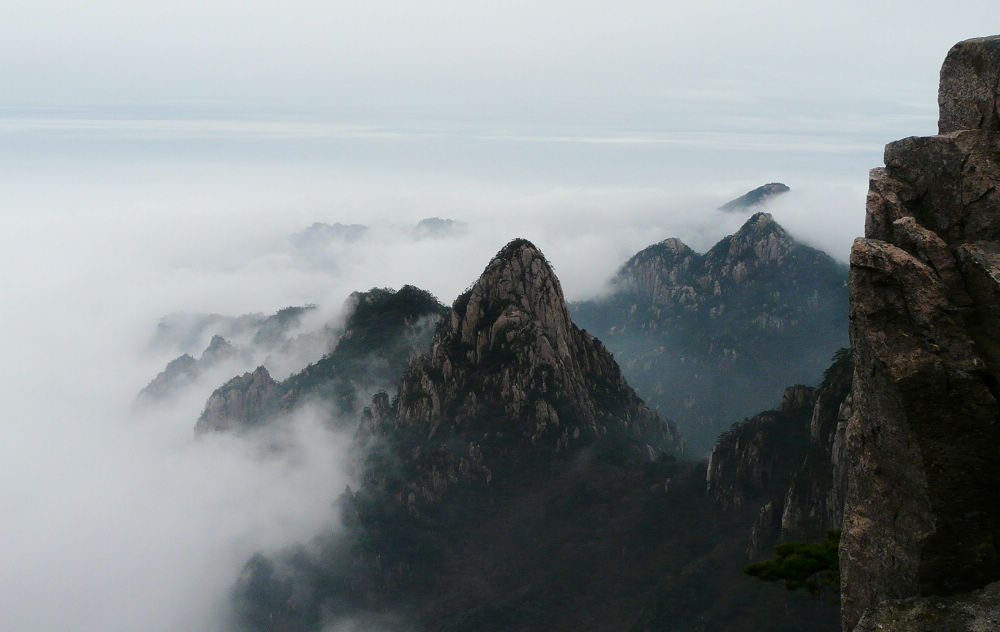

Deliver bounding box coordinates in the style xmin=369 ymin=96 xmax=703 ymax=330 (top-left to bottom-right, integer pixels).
xmin=841 ymin=35 xmax=1000 ymax=631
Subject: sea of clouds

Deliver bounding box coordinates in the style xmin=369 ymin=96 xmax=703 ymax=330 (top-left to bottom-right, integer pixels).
xmin=0 ymin=127 xmax=867 ymax=631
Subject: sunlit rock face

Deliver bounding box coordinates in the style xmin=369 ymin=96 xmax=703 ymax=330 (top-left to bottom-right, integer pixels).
xmin=841 ymin=34 xmax=1000 ymax=632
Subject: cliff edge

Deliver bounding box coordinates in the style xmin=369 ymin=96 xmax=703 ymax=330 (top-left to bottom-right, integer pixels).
xmin=841 ymin=34 xmax=1000 ymax=631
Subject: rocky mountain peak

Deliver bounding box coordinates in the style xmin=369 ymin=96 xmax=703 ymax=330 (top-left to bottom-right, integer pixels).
xmin=199 ymin=334 xmax=237 ymax=364
xmin=659 ymin=237 xmax=693 ymax=255
xmin=370 ymin=239 xmax=680 ymax=505
xmin=573 ymin=211 xmax=847 ymax=454
xmin=451 ymin=238 xmax=574 ymax=363
xmin=195 ymin=286 xmax=446 ymax=433
xmin=718 ymin=212 xmax=792 ymax=267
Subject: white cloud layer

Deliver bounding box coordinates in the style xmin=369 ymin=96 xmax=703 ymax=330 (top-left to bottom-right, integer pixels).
xmin=0 ymin=167 xmax=866 ymax=630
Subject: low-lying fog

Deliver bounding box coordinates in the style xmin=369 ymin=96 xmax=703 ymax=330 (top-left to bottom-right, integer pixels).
xmin=0 ymin=126 xmax=869 ymax=631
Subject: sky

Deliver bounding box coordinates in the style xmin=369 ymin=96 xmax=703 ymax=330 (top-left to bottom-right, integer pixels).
xmin=1 ymin=3 xmax=999 ymax=631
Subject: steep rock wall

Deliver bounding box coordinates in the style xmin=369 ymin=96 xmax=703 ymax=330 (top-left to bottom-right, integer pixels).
xmin=841 ymin=35 xmax=1000 ymax=631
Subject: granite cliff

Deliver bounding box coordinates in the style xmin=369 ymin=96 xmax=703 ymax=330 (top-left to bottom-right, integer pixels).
xmin=841 ymin=34 xmax=1000 ymax=631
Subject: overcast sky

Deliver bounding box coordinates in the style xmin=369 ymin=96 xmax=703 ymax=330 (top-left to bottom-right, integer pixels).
xmin=2 ymin=1 xmax=996 ymax=131
xmin=1 ymin=6 xmax=999 ymax=631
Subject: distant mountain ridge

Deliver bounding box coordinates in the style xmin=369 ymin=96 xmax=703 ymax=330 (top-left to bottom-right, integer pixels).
xmin=719 ymin=182 xmax=790 ymax=211
xmin=136 ymin=305 xmax=328 ymax=406
xmin=197 ymin=285 xmax=446 ymax=432
xmin=573 ymin=212 xmax=848 ymax=454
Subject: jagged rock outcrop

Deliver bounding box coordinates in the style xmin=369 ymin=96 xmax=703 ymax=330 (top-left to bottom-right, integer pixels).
xmin=938 ymin=37 xmax=1000 ymax=134
xmin=196 ymin=285 xmax=446 ymax=433
xmin=366 ymin=239 xmax=680 ymax=507
xmin=197 ymin=366 xmax=277 ymax=433
xmin=574 ymin=212 xmax=848 ymax=454
xmin=719 ymin=182 xmax=791 ymax=212
xmin=841 ymin=35 xmax=1000 ymax=631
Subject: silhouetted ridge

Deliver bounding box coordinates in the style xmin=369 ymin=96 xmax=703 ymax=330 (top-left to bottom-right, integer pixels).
xmin=196 ymin=286 xmax=446 ymax=432
xmin=719 ymin=182 xmax=790 ymax=211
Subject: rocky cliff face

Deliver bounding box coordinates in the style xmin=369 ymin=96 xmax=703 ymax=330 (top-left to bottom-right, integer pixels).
xmin=841 ymin=35 xmax=1000 ymax=631
xmin=367 ymin=239 xmax=680 ymax=506
xmin=779 ymin=349 xmax=853 ymax=543
xmin=706 ymin=385 xmax=815 ymax=513
xmin=852 ymin=581 xmax=1000 ymax=632
xmin=573 ymin=212 xmax=848 ymax=454
xmin=705 ymin=349 xmax=852 ymax=559
xmin=196 ymin=366 xmax=277 ymax=433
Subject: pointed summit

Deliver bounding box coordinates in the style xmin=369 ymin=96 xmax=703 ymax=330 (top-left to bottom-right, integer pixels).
xmin=199 ymin=334 xmax=238 ymax=365
xmin=716 ymin=212 xmax=794 ymax=268
xmin=370 ymin=238 xmax=680 ymax=504
xmin=451 ymin=238 xmax=575 ymax=367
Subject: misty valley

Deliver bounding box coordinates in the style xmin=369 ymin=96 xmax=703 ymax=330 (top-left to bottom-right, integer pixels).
xmin=133 ymin=194 xmax=850 ymax=632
